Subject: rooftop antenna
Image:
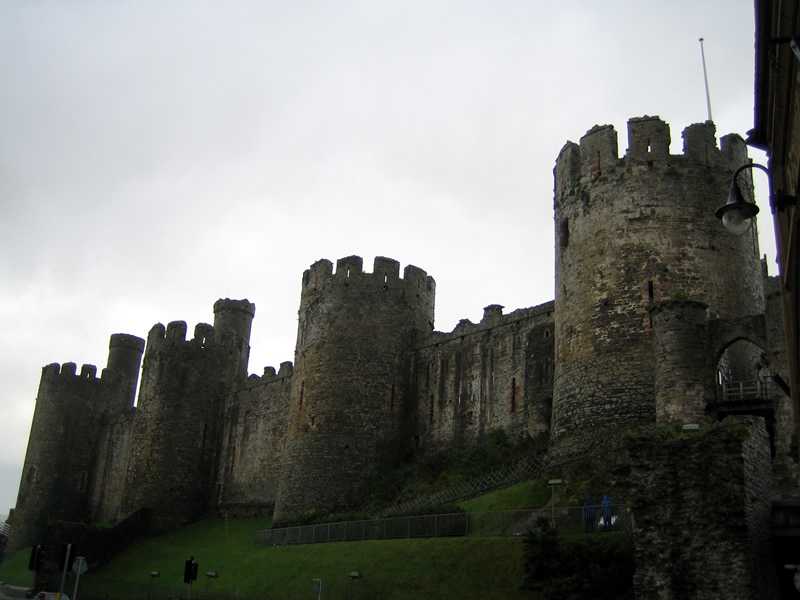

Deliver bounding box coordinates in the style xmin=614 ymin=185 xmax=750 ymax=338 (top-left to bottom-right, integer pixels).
xmin=699 ymin=37 xmax=714 ymax=122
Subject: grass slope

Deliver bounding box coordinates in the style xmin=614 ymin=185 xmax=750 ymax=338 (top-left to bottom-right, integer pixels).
xmin=78 ymin=518 xmax=531 ymax=600
xmin=457 ymin=479 xmax=550 ymax=512
xmin=0 ymin=548 xmax=32 ymax=587
xmin=1 ymin=479 xmax=551 ymax=599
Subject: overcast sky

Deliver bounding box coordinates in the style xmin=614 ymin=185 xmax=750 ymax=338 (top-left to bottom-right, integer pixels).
xmin=0 ymin=1 xmax=775 ymax=517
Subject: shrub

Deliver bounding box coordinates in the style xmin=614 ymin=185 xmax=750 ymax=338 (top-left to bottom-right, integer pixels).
xmin=521 ymin=518 xmax=634 ymax=600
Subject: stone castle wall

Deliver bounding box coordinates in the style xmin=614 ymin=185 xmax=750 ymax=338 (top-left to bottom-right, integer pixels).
xmin=216 ymin=363 xmax=292 ymax=516
xmin=628 ymin=417 xmax=776 ymax=599
xmin=552 ymin=116 xmax=765 ymax=454
xmin=87 ymin=334 xmax=144 ymax=525
xmin=123 ymin=300 xmax=254 ymax=531
xmin=88 ymin=409 xmax=136 ymax=525
xmin=412 ymin=302 xmax=554 ymax=452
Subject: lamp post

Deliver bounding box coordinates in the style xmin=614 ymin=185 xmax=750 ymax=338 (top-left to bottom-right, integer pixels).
xmin=347 ymin=571 xmax=361 ymax=600
xmin=716 ymin=162 xmax=796 ymax=235
xmin=148 ymin=570 xmax=159 ymax=600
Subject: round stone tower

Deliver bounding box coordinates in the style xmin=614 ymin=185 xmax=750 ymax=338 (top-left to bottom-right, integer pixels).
xmin=106 ymin=333 xmax=146 ymax=408
xmin=273 ymin=255 xmax=435 ymax=525
xmin=551 ymin=116 xmax=764 ymax=454
xmin=213 ymin=298 xmax=256 ymax=378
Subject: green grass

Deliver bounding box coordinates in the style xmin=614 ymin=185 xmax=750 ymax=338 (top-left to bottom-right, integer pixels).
xmin=75 ymin=517 xmax=534 ymax=600
xmin=2 ymin=479 xmax=556 ymax=598
xmin=0 ymin=549 xmax=33 ymax=587
xmin=458 ymin=480 xmax=550 ymax=513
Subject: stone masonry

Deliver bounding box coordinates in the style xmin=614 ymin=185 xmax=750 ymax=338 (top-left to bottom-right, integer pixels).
xmin=7 ymin=116 xmax=790 ymax=557
xmin=552 ymin=117 xmax=765 ymax=456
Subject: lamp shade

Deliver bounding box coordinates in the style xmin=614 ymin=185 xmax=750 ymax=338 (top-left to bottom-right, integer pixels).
xmin=716 ymin=178 xmax=759 ymax=235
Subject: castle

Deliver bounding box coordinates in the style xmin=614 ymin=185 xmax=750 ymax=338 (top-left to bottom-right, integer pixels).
xmin=8 ymin=116 xmax=792 ymax=554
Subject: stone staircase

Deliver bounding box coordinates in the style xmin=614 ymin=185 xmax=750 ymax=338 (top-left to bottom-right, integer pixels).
xmin=380 ymin=453 xmax=544 ymax=517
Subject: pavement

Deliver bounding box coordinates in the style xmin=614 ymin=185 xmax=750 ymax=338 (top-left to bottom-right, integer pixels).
xmin=0 ymin=585 xmax=28 ymax=600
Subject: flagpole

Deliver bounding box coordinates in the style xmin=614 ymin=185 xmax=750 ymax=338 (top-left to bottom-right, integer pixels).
xmin=699 ymin=37 xmax=713 ymax=122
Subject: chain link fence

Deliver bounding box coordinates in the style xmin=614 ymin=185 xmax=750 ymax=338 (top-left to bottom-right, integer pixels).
xmin=257 ymin=504 xmax=630 ymax=547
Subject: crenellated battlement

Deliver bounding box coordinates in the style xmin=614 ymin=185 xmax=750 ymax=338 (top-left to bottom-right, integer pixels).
xmin=300 ymin=255 xmax=436 ymax=298
xmin=193 ymin=323 xmax=214 ymax=346
xmin=418 ymin=300 xmax=555 ymax=349
xmin=555 ymin=116 xmax=749 ymax=195
xmin=143 ymin=319 xmax=221 ymax=351
xmin=41 ymin=361 xmax=101 ymax=382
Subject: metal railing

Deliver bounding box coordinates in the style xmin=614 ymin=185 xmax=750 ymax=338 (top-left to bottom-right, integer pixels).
xmin=256 ymin=505 xmax=630 ymax=547
xmin=717 ymin=379 xmax=772 ymax=403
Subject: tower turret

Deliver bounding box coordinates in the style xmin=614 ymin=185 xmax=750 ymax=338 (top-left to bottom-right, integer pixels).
xmin=8 ymin=362 xmax=105 ymax=551
xmin=104 ymin=333 xmax=145 ymax=408
xmin=551 ymin=116 xmax=764 ymax=455
xmin=273 ymin=256 xmax=435 ymax=524
xmin=125 ymin=300 xmax=253 ymax=530
xmin=213 ymin=298 xmax=255 ymax=377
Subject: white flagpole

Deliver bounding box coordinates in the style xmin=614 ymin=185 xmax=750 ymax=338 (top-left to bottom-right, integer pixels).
xmin=699 ymin=37 xmax=714 ymax=122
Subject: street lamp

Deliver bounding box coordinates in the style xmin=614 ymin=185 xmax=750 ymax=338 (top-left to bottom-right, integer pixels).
xmin=716 ymin=163 xmax=763 ymax=235
xmin=716 ymin=162 xmax=795 ymax=235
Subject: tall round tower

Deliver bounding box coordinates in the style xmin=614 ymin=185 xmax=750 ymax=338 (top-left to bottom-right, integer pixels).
xmin=105 ymin=333 xmax=145 ymax=408
xmin=213 ymin=298 xmax=256 ymax=378
xmin=551 ymin=116 xmax=764 ymax=454
xmin=273 ymin=255 xmax=435 ymax=524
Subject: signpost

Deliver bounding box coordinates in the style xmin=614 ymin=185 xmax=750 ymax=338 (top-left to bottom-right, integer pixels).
xmin=311 ymin=577 xmax=323 ymax=600
xmin=148 ymin=571 xmax=160 ymax=600
xmin=71 ymin=556 xmax=87 ymax=600
xmin=57 ymin=544 xmax=72 ymax=600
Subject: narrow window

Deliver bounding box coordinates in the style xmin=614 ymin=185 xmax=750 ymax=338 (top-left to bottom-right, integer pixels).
xmin=439 ymin=358 xmax=448 ymax=404
xmin=647 ymin=280 xmax=654 ymax=302
xmin=429 ymin=394 xmax=434 ymax=425
xmin=346 ymin=267 xmax=351 ymax=279
xmin=559 ymin=218 xmax=570 ymax=248
xmin=384 ymin=273 xmax=388 ymax=286
xmin=390 ymin=383 xmax=395 ymax=411
xmin=646 ymin=140 xmax=652 ymax=153
xmin=299 ymin=380 xmax=305 ymax=409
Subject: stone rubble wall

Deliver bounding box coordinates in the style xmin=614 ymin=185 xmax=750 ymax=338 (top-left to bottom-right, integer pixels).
xmin=552 ymin=116 xmax=765 ymax=455
xmin=412 ymin=302 xmax=554 ymax=453
xmin=627 ymin=417 xmax=776 ymax=600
